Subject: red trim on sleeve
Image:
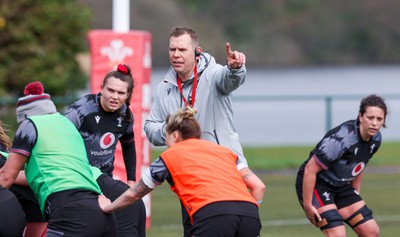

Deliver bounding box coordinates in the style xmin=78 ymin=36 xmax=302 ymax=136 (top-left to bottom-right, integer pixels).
xmin=312 ymin=154 xmax=329 ymax=170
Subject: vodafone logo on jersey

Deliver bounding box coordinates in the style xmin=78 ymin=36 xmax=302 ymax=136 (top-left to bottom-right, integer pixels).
xmin=352 ymin=162 xmax=365 ymax=176
xmin=100 ymin=132 xmax=116 ymax=149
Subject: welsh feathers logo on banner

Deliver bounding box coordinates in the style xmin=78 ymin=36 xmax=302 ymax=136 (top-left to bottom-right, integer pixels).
xmin=100 ymin=39 xmax=134 ymax=66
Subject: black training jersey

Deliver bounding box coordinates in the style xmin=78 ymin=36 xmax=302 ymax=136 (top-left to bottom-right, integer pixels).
xmin=64 ymin=93 xmax=137 ymax=180
xmin=298 ymin=119 xmax=381 ymax=187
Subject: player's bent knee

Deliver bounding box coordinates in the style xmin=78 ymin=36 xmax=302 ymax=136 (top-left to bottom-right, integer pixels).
xmin=344 ymin=205 xmax=373 ymax=228
xmin=318 ymin=209 xmax=343 ymax=230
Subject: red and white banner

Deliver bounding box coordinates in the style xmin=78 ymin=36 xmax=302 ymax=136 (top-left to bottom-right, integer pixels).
xmin=88 ymin=30 xmax=152 ymax=227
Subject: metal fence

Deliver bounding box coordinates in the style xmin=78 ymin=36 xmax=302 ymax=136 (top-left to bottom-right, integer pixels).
xmin=2 ymin=93 xmax=400 ymax=146
xmin=232 ymin=93 xmax=400 ymax=146
xmin=233 ymin=93 xmax=400 ymax=132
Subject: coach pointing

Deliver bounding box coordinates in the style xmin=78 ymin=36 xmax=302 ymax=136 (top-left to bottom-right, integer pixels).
xmin=143 ymin=27 xmax=265 ymax=235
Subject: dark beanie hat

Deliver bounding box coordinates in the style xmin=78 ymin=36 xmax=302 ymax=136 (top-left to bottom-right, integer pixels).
xmin=16 ymin=81 xmax=57 ymax=123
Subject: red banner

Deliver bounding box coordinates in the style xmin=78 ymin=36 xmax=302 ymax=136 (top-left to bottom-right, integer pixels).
xmin=88 ymin=30 xmax=152 ymax=227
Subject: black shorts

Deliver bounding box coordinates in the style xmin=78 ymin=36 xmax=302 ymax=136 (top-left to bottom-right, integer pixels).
xmin=296 ymin=172 xmax=363 ymax=210
xmin=97 ymin=173 xmax=146 ymax=237
xmin=10 ymin=184 xmax=45 ymax=222
xmin=191 ymin=214 xmax=261 ymax=237
xmin=190 ymin=202 xmax=261 ymax=237
xmin=45 ymin=189 xmax=117 ymax=237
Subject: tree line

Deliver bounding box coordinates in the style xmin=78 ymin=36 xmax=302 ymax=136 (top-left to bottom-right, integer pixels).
xmin=1 ymin=0 xmax=399 ymax=98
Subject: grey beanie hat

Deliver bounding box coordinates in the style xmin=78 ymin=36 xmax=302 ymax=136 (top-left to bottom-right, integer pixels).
xmin=16 ymin=82 xmax=57 ymax=123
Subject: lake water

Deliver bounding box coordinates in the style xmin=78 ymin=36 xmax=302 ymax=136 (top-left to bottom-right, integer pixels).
xmin=151 ymin=65 xmax=400 ymax=146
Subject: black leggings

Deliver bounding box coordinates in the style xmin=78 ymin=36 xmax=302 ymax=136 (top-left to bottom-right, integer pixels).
xmin=10 ymin=184 xmax=45 ymax=222
xmin=0 ymin=188 xmax=26 ymax=237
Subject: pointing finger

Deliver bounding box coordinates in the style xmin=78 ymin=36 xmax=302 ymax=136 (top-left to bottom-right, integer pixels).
xmin=226 ymin=43 xmax=233 ymax=57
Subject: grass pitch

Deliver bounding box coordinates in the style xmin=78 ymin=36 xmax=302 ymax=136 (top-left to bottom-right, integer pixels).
xmin=146 ymin=143 xmax=400 ymax=236
xmin=146 ymin=172 xmax=400 ymax=237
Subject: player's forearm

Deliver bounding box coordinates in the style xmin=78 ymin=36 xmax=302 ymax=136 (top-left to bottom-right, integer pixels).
xmin=0 ymin=168 xmax=16 ymax=188
xmin=240 ymin=167 xmax=265 ymax=203
xmin=302 ymin=171 xmax=316 ymax=208
xmin=302 ymin=156 xmax=323 ymax=208
xmin=14 ymin=171 xmax=28 ymax=186
xmin=103 ymin=179 xmax=152 ymax=213
xmin=122 ymin=143 xmax=137 ymax=181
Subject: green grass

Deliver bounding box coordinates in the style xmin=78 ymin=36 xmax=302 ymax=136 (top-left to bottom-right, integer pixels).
xmin=152 ymin=141 xmax=400 ymax=170
xmin=243 ymin=142 xmax=400 ymax=170
xmin=146 ymin=172 xmax=400 ymax=237
xmin=147 ymin=142 xmax=400 ymax=236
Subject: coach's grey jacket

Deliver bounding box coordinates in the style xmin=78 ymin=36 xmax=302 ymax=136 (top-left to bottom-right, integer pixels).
xmin=144 ymin=52 xmax=248 ymax=169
